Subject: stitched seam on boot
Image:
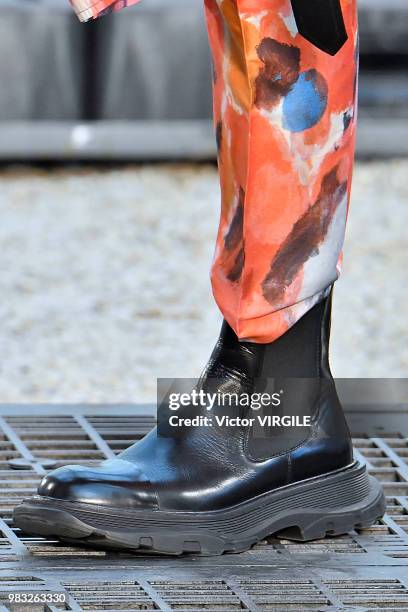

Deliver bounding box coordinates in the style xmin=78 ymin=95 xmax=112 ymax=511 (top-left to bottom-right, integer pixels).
xmin=245 ymin=300 xmax=325 ymax=463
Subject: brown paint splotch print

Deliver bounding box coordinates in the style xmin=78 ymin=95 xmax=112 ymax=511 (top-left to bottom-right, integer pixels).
xmin=262 ymin=166 xmax=347 ymax=305
xmin=69 ymin=0 xmax=358 ymax=344
xmin=205 ymin=0 xmax=358 ymax=342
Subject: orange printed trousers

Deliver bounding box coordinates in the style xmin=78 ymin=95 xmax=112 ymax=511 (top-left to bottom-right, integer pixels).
xmin=71 ymin=0 xmax=359 ymax=344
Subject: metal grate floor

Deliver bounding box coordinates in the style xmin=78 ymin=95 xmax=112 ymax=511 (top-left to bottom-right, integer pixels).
xmin=0 ymin=405 xmax=407 ymax=611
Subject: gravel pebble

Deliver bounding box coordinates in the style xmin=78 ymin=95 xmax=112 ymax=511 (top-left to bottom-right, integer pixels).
xmin=0 ymin=161 xmax=406 ymax=402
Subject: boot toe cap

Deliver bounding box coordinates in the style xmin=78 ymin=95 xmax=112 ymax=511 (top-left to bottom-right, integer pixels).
xmin=37 ymin=459 xmax=159 ymax=509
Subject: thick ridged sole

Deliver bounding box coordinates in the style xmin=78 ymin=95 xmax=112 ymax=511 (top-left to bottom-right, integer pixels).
xmin=13 ymin=462 xmax=385 ymax=556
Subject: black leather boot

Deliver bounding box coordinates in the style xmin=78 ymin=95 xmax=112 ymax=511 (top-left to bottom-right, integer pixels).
xmin=14 ymin=291 xmax=385 ymax=555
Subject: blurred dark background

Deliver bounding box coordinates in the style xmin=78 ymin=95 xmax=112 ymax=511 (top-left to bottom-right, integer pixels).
xmin=0 ymin=0 xmax=407 ymax=160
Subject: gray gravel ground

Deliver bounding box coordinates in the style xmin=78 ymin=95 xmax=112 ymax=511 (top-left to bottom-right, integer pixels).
xmin=0 ymin=161 xmax=406 ymax=403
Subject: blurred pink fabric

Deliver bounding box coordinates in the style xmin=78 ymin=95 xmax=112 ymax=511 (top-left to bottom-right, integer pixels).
xmin=70 ymin=0 xmax=140 ymax=22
